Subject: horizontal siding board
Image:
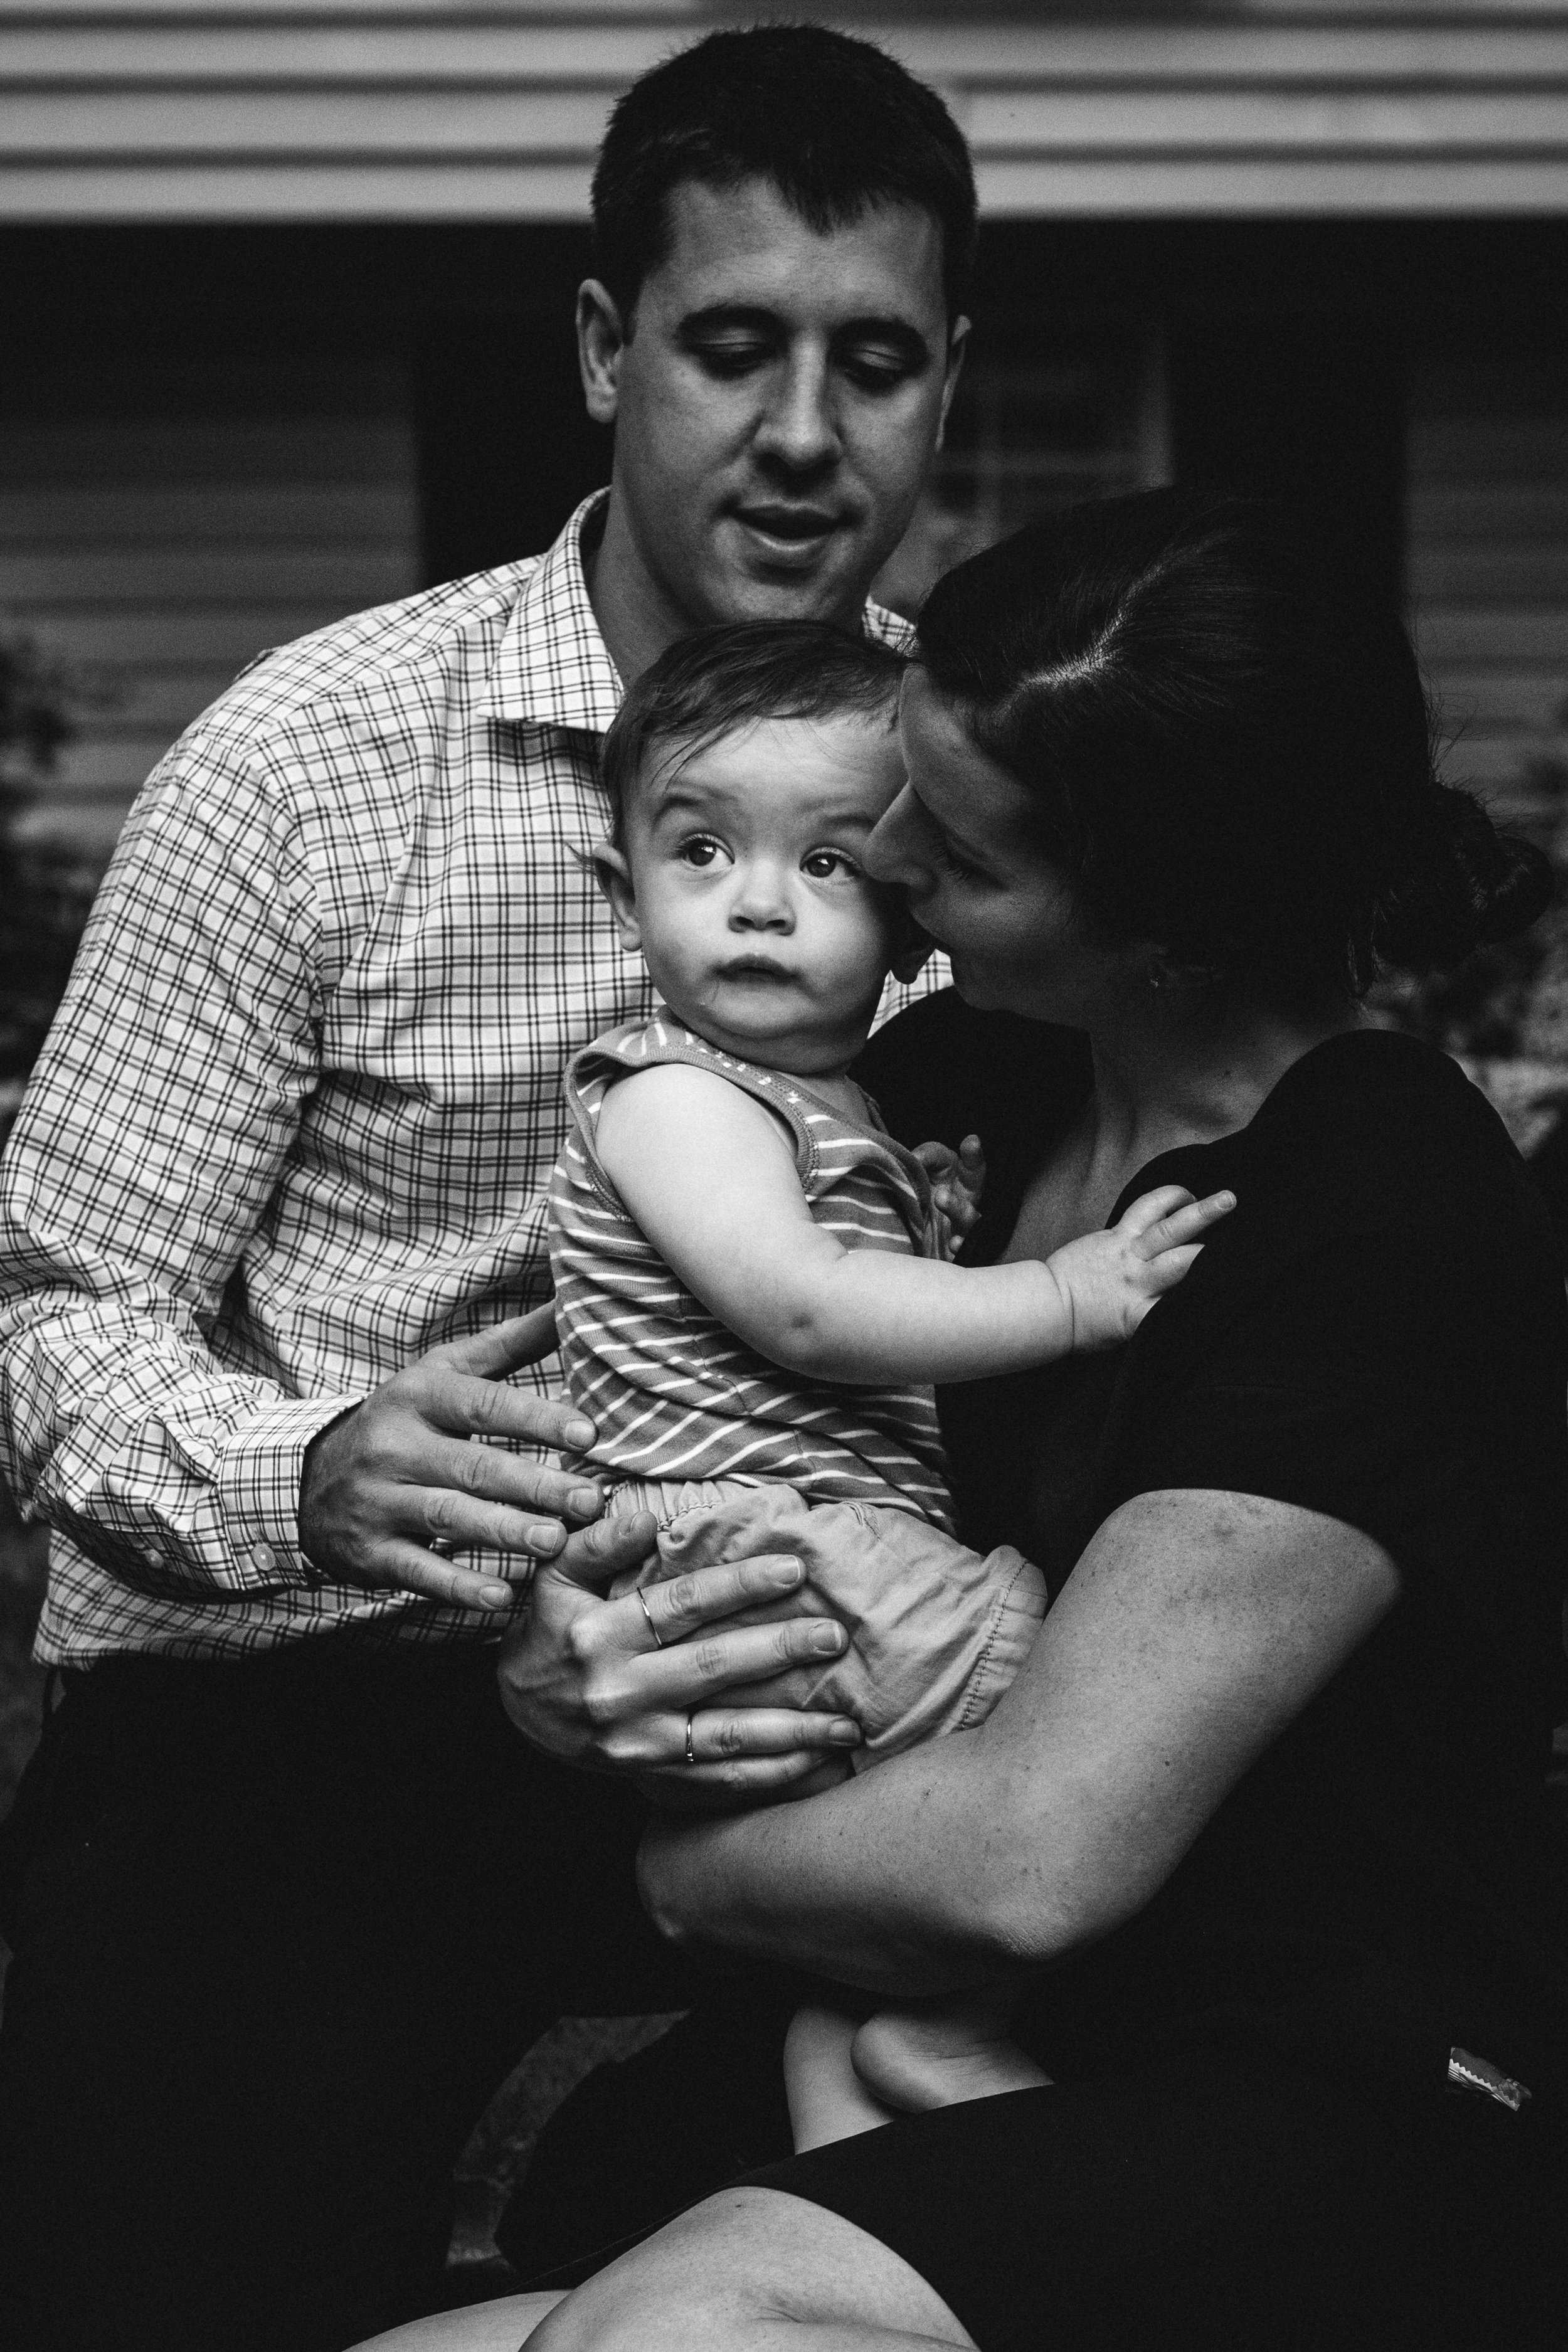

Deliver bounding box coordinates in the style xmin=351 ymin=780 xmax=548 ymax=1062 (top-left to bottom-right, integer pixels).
xmin=59 ymin=664 xmax=276 ymax=733
xmin=34 ymin=735 xmax=186 ymax=793
xmin=0 ymin=89 xmax=620 ymax=156
xmin=0 ymin=546 xmax=420 ymax=603
xmin=4 ymin=18 xmax=1568 ymax=85
xmin=1407 ymin=541 xmax=1568 ymax=600
xmin=0 ymin=607 xmax=368 ymax=664
xmin=0 ymin=484 xmax=415 ymax=541
xmin=966 ymin=89 xmax=1568 ymax=154
xmin=1412 ymin=607 xmax=1568 ymax=664
xmin=9 ymin=86 xmax=1568 ymax=162
xmin=0 ymin=158 xmax=598 ymax=220
xmin=3 ymin=366 xmax=420 ymax=853
xmin=1407 ymin=485 xmax=1568 ymax=538
xmin=0 ymin=418 xmax=414 ymax=483
xmin=1425 ymin=668 xmax=1568 ymax=730
xmin=1407 ymin=358 xmax=1568 ymax=842
xmin=6 ymin=11 xmax=1568 ymax=220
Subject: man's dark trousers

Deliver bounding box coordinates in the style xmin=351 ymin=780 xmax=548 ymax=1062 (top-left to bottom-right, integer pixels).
xmin=0 ymin=1634 xmax=710 ymax=2352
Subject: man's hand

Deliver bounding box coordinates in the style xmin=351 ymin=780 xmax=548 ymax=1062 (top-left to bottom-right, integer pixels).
xmin=299 ymin=1307 xmax=604 ymax=1612
xmin=498 ymin=1512 xmax=862 ymax=1802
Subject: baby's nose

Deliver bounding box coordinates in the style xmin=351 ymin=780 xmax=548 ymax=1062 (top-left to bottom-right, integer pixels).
xmin=731 ymin=864 xmax=794 ymax=928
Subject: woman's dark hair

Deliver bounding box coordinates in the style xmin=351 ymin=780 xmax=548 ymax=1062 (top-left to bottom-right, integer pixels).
xmin=601 ymin=620 xmax=906 ymax=845
xmin=914 ymin=489 xmax=1552 ymax=999
xmin=591 ymin=26 xmax=977 ymax=323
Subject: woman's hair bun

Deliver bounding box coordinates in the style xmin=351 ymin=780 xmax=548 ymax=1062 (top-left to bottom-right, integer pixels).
xmin=1372 ymin=783 xmax=1555 ymax=976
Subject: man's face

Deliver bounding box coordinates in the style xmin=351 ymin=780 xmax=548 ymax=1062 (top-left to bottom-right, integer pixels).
xmin=583 ymin=177 xmax=963 ymax=637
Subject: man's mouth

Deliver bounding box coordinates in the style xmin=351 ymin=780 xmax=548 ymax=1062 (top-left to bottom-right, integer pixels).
xmin=731 ymin=504 xmax=842 ymax=554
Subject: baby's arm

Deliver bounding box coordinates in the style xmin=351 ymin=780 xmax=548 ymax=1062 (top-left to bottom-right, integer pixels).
xmin=595 ymin=1064 xmax=1232 ymax=1386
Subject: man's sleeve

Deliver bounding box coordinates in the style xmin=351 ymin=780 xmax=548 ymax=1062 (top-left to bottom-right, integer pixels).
xmin=0 ymin=714 xmax=362 ymax=1599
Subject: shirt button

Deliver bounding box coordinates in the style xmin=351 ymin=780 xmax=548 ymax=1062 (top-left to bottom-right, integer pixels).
xmin=250 ymin=1541 xmax=277 ymax=1574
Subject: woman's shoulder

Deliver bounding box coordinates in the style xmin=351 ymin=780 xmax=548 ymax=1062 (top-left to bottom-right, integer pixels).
xmin=1242 ymin=1027 xmax=1537 ymax=1239
xmin=1130 ymin=1029 xmax=1566 ymax=1394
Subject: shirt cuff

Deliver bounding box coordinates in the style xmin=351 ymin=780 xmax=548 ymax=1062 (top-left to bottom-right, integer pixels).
xmin=216 ymin=1393 xmax=368 ymax=1586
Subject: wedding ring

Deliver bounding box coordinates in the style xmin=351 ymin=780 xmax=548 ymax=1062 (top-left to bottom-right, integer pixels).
xmin=685 ymin=1711 xmax=697 ymax=1767
xmin=635 ymin=1586 xmax=664 ymax=1649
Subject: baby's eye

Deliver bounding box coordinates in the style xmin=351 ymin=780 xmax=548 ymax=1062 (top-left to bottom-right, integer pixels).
xmin=677 ymin=836 xmax=726 ymax=870
xmin=802 ymin=848 xmax=862 ymax=881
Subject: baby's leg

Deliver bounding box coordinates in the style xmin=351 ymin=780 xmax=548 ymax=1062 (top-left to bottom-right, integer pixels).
xmin=784 ymin=2004 xmax=900 ymax=2153
xmin=852 ymin=1992 xmax=1051 ymax=2117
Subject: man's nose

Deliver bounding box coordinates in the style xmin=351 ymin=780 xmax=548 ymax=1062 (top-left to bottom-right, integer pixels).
xmin=754 ymin=347 xmax=839 ymax=475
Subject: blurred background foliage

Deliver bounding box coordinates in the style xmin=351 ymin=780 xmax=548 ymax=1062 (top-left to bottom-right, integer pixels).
xmin=1368 ymin=709 xmax=1568 ymax=1172
xmin=0 ymin=632 xmax=99 ymax=1140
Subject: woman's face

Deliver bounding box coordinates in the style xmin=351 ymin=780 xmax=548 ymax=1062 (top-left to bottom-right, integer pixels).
xmin=869 ymin=669 xmax=1117 ymax=1021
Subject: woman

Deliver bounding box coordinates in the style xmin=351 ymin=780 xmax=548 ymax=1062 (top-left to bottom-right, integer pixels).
xmin=361 ymin=491 xmax=1568 ymax=2349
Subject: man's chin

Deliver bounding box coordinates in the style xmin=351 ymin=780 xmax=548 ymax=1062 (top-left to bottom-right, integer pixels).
xmin=704 ymin=543 xmax=871 ymax=627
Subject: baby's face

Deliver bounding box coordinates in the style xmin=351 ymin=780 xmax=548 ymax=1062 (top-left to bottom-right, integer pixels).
xmin=608 ymin=710 xmax=908 ymax=1074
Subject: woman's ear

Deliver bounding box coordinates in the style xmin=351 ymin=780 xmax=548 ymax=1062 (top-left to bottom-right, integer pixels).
xmin=591 ymin=841 xmax=643 ymax=953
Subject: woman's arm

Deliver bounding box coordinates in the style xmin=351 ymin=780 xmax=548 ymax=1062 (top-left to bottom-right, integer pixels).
xmin=595 ymin=1065 xmax=1227 ymax=1384
xmin=637 ymin=1486 xmax=1402 ymax=1991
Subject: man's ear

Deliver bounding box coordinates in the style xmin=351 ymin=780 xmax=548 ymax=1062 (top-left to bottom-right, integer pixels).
xmin=935 ymin=317 xmax=969 ymax=455
xmin=578 ymin=280 xmax=628 ymax=427
xmin=591 ymin=840 xmax=642 ymax=952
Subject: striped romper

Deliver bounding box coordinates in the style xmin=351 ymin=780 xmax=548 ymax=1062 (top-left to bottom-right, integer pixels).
xmin=547 ymin=1014 xmax=1047 ymax=1767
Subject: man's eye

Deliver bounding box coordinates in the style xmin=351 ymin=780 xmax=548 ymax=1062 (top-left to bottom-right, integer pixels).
xmin=839 ymin=349 xmax=916 ymax=393
xmin=677 ymin=837 xmax=725 ymax=870
xmin=939 ymin=843 xmax=984 ymax=883
xmin=691 ymin=341 xmax=771 ymax=378
xmin=802 ymin=849 xmax=861 ymax=881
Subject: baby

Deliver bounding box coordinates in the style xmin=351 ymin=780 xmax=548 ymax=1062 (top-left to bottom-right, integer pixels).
xmin=547 ymin=620 xmax=1232 ymax=2148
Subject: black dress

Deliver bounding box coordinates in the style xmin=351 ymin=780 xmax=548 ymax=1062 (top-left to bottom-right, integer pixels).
xmin=742 ymin=997 xmax=1568 ymax=2350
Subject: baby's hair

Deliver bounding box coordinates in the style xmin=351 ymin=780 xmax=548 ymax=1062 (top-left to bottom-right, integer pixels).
xmin=601 ymin=621 xmax=908 ymax=845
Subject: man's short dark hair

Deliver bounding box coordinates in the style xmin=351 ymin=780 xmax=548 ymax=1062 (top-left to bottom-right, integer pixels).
xmin=591 ymin=26 xmax=977 ymax=324
xmin=601 ymin=620 xmax=907 ymax=845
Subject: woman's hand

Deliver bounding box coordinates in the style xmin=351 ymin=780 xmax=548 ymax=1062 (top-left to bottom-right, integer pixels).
xmin=496 ymin=1512 xmax=862 ymax=1803
xmin=634 ymin=1490 xmax=1402 ymax=1988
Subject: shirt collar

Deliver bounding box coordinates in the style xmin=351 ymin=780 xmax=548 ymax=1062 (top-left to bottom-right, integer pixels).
xmin=482 ymin=490 xmax=623 ymax=734
xmin=483 ymin=486 xmax=913 ymax=734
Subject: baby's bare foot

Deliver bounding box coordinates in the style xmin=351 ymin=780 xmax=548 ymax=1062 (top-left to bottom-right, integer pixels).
xmin=852 ymin=2001 xmax=1051 ymax=2115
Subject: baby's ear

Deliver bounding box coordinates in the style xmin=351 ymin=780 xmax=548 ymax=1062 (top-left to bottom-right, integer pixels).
xmin=591 ymin=840 xmax=642 ymax=953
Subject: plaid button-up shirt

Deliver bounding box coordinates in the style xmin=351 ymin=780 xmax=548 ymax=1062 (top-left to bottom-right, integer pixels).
xmin=0 ymin=494 xmax=943 ymax=1663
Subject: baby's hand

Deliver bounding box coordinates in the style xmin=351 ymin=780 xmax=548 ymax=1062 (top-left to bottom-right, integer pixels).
xmin=1046 ymin=1184 xmax=1236 ymax=1350
xmin=914 ymin=1134 xmax=985 ymax=1263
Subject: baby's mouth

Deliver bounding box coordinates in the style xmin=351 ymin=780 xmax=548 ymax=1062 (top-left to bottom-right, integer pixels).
xmin=716 ymin=956 xmax=797 ymax=981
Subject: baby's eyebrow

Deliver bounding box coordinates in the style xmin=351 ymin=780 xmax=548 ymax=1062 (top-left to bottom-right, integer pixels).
xmin=648 ymin=785 xmax=719 ymax=823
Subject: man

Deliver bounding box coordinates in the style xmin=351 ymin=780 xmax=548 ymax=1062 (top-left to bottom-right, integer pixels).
xmin=0 ymin=26 xmax=974 ymax=2352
